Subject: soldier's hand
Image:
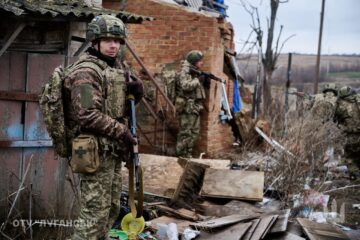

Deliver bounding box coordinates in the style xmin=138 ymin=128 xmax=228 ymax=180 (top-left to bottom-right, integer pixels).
xmin=122 ymin=129 xmax=137 ymax=146
xmin=126 ymin=79 xmax=144 ymax=102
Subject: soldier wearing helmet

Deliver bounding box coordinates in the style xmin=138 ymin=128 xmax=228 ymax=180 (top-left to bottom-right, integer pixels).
xmin=175 ymin=50 xmax=207 ymax=157
xmin=63 ymin=15 xmax=143 ymax=239
xmin=310 ymin=83 xmax=339 ymax=121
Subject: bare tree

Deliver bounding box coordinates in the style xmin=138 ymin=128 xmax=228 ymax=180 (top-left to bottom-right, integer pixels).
xmin=240 ymin=0 xmax=294 ymax=116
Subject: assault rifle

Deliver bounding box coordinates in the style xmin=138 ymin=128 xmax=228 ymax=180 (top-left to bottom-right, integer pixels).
xmin=121 ymin=71 xmax=144 ymax=237
xmin=190 ymin=67 xmax=225 ymax=83
xmin=189 ymin=67 xmax=232 ymax=121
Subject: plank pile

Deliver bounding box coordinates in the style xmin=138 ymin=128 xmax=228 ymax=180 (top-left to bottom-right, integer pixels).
xmin=121 ymin=154 xmax=351 ymax=240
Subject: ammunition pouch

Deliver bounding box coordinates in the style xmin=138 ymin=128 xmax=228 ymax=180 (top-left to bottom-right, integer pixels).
xmin=71 ymin=134 xmax=100 ymax=173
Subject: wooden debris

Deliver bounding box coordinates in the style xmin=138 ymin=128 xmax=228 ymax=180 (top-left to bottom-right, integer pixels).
xmin=199 ymin=200 xmax=263 ymax=218
xmin=286 ymin=221 xmax=306 ymax=237
xmin=190 ymin=214 xmax=259 ymax=230
xmin=171 ymin=159 xmax=209 ymax=206
xmin=201 ymin=169 xmax=264 ymax=201
xmin=249 ymin=215 xmax=278 ymax=240
xmin=149 ymin=216 xmax=193 ymax=234
xmin=177 ymin=156 xmax=230 ymax=169
xmin=156 ymin=205 xmax=202 ymax=221
xmin=197 ymin=221 xmax=253 ymax=240
xmin=225 ymin=200 xmax=264 ymax=215
xmin=270 ymin=209 xmax=291 ymax=233
xmin=243 ymin=218 xmax=260 ymax=240
xmin=297 ymin=218 xmax=350 ymax=240
xmin=122 ymin=154 xmax=230 ymax=197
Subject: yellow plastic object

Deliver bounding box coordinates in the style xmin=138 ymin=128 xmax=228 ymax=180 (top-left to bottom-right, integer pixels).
xmin=121 ymin=213 xmax=145 ymax=239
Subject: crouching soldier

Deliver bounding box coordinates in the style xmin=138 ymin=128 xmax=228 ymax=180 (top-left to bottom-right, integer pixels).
xmin=63 ymin=15 xmax=143 ymax=239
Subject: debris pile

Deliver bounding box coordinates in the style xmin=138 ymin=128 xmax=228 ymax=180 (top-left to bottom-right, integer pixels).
xmin=114 ymin=152 xmax=358 ymax=239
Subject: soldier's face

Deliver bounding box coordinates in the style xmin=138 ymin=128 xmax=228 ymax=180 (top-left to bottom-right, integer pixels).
xmin=98 ymin=38 xmax=121 ymax=57
xmin=195 ymin=60 xmax=204 ymax=69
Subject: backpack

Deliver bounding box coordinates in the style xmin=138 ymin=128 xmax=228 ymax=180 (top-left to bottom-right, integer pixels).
xmin=39 ymin=66 xmax=69 ymax=157
xmin=39 ymin=59 xmax=106 ymax=158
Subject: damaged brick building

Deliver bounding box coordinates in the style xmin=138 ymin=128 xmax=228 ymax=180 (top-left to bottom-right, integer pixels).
xmin=104 ymin=0 xmax=240 ymax=157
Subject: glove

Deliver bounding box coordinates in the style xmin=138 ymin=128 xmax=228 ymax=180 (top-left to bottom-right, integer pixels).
xmin=126 ymin=78 xmax=144 ymax=103
xmin=201 ymin=76 xmax=211 ymax=89
xmin=122 ymin=129 xmax=137 ymax=146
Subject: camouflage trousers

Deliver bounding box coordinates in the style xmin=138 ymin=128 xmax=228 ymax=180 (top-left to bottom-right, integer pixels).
xmin=72 ymin=153 xmax=122 ymax=240
xmin=176 ymin=113 xmax=200 ymax=157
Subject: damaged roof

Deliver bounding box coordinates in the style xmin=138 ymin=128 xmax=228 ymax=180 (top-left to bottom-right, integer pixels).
xmin=0 ymin=0 xmax=153 ymax=23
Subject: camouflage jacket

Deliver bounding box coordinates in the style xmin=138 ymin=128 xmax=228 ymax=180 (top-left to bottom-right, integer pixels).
xmin=335 ymin=94 xmax=360 ymax=133
xmin=175 ymin=60 xmax=206 ymax=114
xmin=63 ymin=52 xmax=129 ymax=149
xmin=311 ymin=92 xmax=338 ymax=121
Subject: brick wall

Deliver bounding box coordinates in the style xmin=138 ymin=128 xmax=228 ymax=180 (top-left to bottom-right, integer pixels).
xmin=104 ymin=0 xmax=235 ymax=157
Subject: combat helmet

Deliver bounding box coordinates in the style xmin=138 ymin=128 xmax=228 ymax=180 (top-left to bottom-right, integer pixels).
xmin=339 ymin=86 xmax=356 ymax=98
xmin=322 ymin=83 xmax=338 ymax=95
xmin=86 ymin=14 xmax=127 ymax=43
xmin=186 ymin=50 xmax=204 ymax=65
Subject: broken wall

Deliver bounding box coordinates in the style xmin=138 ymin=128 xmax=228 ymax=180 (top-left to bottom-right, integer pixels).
xmin=105 ymin=0 xmax=235 ymax=156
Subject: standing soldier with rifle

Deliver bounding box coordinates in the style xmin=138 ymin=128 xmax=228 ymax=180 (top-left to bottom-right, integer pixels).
xmin=63 ymin=15 xmax=143 ymax=239
xmin=175 ymin=50 xmax=207 ymax=157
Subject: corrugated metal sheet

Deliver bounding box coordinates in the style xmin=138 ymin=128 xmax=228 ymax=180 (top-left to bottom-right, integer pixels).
xmin=185 ymin=0 xmax=203 ymax=10
xmin=0 ymin=0 xmax=153 ymax=23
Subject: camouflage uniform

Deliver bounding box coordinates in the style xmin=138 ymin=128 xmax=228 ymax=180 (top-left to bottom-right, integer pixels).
xmin=175 ymin=57 xmax=206 ymax=157
xmin=310 ymin=84 xmax=338 ymax=121
xmin=63 ymin=15 xmax=141 ymax=240
xmin=335 ymin=87 xmax=360 ymax=174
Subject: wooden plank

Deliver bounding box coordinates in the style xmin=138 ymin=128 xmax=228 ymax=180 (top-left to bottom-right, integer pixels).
xmin=243 ymin=219 xmax=261 ymax=240
xmin=197 ymin=221 xmax=252 ymax=240
xmin=172 ymin=159 xmax=209 ymax=205
xmin=0 ymin=140 xmax=53 ymax=148
xmin=249 ymin=215 xmax=278 ymax=240
xmin=297 ymin=218 xmax=349 ymax=240
xmin=260 ymin=215 xmax=278 ymax=239
xmin=190 ymin=214 xmax=259 ymax=230
xmin=0 ymin=90 xmax=39 ymax=102
xmin=156 ymin=205 xmax=201 ymax=221
xmin=270 ymin=209 xmax=291 ymax=233
xmin=122 ymin=154 xmax=230 ymax=197
xmin=0 ymin=23 xmax=26 ymax=57
xmin=122 ymin=154 xmax=184 ymax=197
xmin=200 ymin=200 xmax=263 ymax=218
xmin=150 ymin=216 xmax=193 ymax=234
xmin=200 ymin=169 xmax=264 ymax=201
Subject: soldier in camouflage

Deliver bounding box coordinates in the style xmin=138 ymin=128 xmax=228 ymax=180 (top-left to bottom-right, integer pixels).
xmin=175 ymin=50 xmax=206 ymax=157
xmin=63 ymin=15 xmax=143 ymax=240
xmin=335 ymin=86 xmax=360 ymax=177
xmin=310 ymin=83 xmax=339 ymax=121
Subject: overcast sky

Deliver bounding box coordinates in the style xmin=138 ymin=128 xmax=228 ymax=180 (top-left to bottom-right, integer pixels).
xmin=227 ymin=0 xmax=360 ymax=54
